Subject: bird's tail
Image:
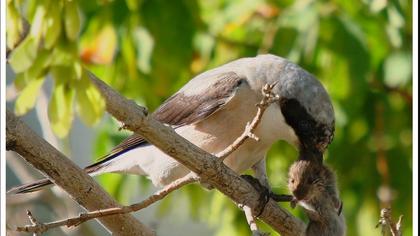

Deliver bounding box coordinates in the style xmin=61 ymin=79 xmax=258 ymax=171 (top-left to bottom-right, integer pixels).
xmin=7 ymin=178 xmax=53 ymax=194
xmin=7 ymin=163 xmax=104 ymax=195
xmin=7 ymin=142 xmax=148 ymax=195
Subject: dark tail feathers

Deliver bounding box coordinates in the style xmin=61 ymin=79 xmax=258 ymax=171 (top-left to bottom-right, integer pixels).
xmin=7 ymin=178 xmax=53 ymax=194
xmin=8 ymin=162 xmax=107 ymax=195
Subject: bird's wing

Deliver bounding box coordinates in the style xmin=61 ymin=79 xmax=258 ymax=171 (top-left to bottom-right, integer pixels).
xmin=153 ymin=71 xmax=246 ymax=126
xmin=86 ymin=71 xmax=247 ymax=170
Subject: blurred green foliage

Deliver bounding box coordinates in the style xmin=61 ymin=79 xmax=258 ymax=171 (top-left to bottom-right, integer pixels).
xmin=7 ymin=0 xmax=412 ymax=235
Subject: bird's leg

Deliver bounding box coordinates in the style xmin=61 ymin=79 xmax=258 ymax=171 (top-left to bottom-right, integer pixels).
xmin=252 ymin=159 xmax=293 ymax=202
xmin=252 ymin=158 xmax=271 ymax=191
xmin=240 ymin=174 xmax=270 ymax=216
xmin=238 ymin=159 xmax=289 ymax=217
xmin=242 ymin=159 xmax=293 ymax=216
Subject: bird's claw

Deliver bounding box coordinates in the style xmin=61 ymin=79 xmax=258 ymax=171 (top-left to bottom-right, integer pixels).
xmin=240 ymin=175 xmax=293 ymax=217
xmin=241 ymin=175 xmax=270 ymax=216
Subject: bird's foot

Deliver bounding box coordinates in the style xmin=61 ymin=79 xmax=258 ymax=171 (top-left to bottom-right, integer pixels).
xmin=240 ymin=175 xmax=293 ymax=217
xmin=241 ymin=175 xmax=295 ymax=215
xmin=240 ymin=175 xmax=269 ymax=216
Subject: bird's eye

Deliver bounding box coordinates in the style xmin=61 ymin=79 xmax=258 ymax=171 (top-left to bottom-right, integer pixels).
xmin=290 ymin=179 xmax=295 ymax=184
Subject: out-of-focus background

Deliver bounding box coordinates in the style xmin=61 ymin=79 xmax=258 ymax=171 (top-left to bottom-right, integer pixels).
xmin=5 ymin=0 xmax=413 ymax=235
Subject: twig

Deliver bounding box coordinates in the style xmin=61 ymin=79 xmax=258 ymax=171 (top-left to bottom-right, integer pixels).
xmin=14 ymin=83 xmax=281 ymax=234
xmin=16 ymin=174 xmax=198 ymax=234
xmin=376 ymin=207 xmax=403 ymax=236
xmin=217 ymin=82 xmax=279 ymax=161
xmin=242 ymin=205 xmax=270 ymax=236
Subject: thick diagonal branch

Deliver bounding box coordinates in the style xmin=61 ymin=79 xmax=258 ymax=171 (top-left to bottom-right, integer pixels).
xmin=6 ymin=110 xmax=155 ymax=236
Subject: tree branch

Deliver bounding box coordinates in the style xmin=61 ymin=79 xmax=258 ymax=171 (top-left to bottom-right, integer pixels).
xmin=6 ymin=110 xmax=155 ymax=236
xmin=15 ymin=174 xmax=198 ymax=234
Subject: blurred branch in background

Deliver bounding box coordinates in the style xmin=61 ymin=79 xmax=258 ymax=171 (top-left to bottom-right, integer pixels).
xmin=376 ymin=208 xmax=403 ymax=236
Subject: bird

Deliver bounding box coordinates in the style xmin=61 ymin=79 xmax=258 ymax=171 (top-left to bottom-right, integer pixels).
xmin=8 ymin=54 xmax=335 ymax=195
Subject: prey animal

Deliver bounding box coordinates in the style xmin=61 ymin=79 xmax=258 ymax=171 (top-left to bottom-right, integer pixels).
xmin=288 ymin=160 xmax=346 ymax=236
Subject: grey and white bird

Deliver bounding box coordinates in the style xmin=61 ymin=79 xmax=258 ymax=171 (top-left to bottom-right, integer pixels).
xmin=8 ymin=54 xmax=334 ymax=195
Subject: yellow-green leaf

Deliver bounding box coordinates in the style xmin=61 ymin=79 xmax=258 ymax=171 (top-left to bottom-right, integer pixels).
xmin=75 ymin=72 xmax=105 ymax=125
xmin=48 ymin=79 xmax=75 ymax=138
xmin=50 ymin=41 xmax=78 ymax=66
xmin=14 ymin=73 xmax=30 ymax=91
xmin=6 ymin=1 xmax=23 ymax=49
xmin=8 ymin=36 xmax=38 ymax=73
xmin=14 ymin=77 xmax=45 ymax=116
xmin=64 ymin=0 xmax=81 ymax=41
xmin=26 ymin=49 xmax=52 ymax=79
xmin=29 ymin=0 xmax=50 ymax=43
xmin=43 ymin=1 xmax=62 ymax=49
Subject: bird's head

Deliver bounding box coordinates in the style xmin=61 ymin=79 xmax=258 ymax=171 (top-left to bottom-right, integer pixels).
xmin=266 ymin=56 xmax=335 ymax=162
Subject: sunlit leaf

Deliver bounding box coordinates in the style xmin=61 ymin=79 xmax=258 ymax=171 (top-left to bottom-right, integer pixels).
xmin=126 ymin=0 xmax=141 ymax=11
xmin=48 ymin=78 xmax=75 ymax=138
xmin=75 ymin=72 xmax=105 ymax=125
xmin=6 ymin=1 xmax=23 ymax=49
xmin=26 ymin=49 xmax=52 ymax=79
xmin=50 ymin=41 xmax=78 ymax=66
xmin=133 ymin=27 xmax=154 ymax=73
xmin=43 ymin=1 xmax=62 ymax=49
xmin=64 ymin=0 xmax=80 ymax=41
xmin=14 ymin=73 xmax=29 ymax=91
xmin=8 ymin=36 xmax=38 ymax=73
xmin=29 ymin=0 xmax=49 ymax=43
xmin=14 ymin=77 xmax=45 ymax=116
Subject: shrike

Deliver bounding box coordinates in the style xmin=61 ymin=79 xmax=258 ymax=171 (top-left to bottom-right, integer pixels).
xmin=9 ymin=54 xmax=334 ymax=195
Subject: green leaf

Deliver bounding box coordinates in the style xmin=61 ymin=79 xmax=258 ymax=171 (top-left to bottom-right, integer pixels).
xmin=14 ymin=73 xmax=29 ymax=91
xmin=50 ymin=41 xmax=78 ymax=66
xmin=14 ymin=77 xmax=45 ymax=116
xmin=48 ymin=78 xmax=75 ymax=138
xmin=64 ymin=0 xmax=81 ymax=41
xmin=43 ymin=1 xmax=62 ymax=49
xmin=29 ymin=0 xmax=50 ymax=43
xmin=75 ymin=72 xmax=105 ymax=125
xmin=6 ymin=1 xmax=23 ymax=49
xmin=133 ymin=27 xmax=154 ymax=73
xmin=13 ymin=49 xmax=51 ymax=94
xmin=8 ymin=36 xmax=38 ymax=73
xmin=26 ymin=49 xmax=52 ymax=79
